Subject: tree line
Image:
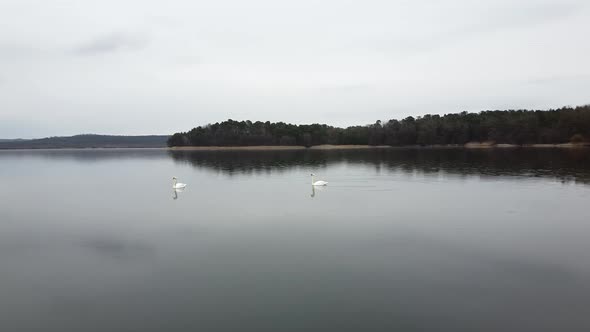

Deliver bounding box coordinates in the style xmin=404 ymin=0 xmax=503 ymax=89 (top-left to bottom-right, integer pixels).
xmin=168 ymin=105 xmax=590 ymax=147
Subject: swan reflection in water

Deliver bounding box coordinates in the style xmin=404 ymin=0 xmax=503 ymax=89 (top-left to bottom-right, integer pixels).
xmin=172 ymin=187 xmax=185 ymax=200
xmin=310 ymin=185 xmax=326 ymax=198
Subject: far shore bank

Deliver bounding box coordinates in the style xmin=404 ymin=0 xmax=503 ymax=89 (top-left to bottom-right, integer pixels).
xmin=169 ymin=145 xmax=392 ymax=151
xmin=168 ymin=143 xmax=590 ymax=151
xmin=2 ymin=143 xmax=589 ymax=151
xmin=462 ymin=142 xmax=590 ymax=149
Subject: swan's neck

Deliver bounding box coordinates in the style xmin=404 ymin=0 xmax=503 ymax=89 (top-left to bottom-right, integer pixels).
xmin=311 ymin=176 xmax=314 ymax=185
xmin=173 ymin=179 xmax=177 ymax=186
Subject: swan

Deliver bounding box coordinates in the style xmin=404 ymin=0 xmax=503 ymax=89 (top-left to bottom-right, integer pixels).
xmin=311 ymin=173 xmax=328 ymax=186
xmin=172 ymin=177 xmax=187 ymax=189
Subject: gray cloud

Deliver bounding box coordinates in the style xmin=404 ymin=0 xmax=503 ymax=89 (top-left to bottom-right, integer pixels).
xmin=72 ymin=32 xmax=149 ymax=56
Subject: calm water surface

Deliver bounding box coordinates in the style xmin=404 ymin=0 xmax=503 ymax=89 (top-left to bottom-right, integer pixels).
xmin=1 ymin=148 xmax=590 ymax=331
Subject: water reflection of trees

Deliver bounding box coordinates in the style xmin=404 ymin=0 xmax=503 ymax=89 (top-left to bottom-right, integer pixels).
xmin=3 ymin=148 xmax=588 ymax=184
xmin=169 ymin=150 xmax=333 ymax=176
xmin=168 ymin=148 xmax=590 ymax=184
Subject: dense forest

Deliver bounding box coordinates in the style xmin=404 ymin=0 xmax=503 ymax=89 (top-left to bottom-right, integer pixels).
xmin=0 ymin=135 xmax=169 ymax=149
xmin=168 ymin=105 xmax=590 ymax=147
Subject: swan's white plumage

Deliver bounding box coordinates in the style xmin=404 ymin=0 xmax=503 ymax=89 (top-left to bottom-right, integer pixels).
xmin=311 ymin=173 xmax=328 ymax=186
xmin=172 ymin=177 xmax=187 ymax=189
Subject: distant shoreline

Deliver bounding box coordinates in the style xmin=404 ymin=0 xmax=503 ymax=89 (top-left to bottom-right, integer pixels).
xmin=1 ymin=143 xmax=589 ymax=151
xmin=0 ymin=134 xmax=169 ymax=150
xmin=462 ymin=142 xmax=590 ymax=149
xmin=169 ymin=143 xmax=590 ymax=150
xmin=169 ymin=145 xmax=392 ymax=151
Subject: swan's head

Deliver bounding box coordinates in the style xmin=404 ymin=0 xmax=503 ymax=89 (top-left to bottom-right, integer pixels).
xmin=310 ymin=173 xmax=315 ymax=176
xmin=172 ymin=176 xmax=177 ymax=180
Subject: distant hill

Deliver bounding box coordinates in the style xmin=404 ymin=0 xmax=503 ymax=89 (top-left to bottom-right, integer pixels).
xmin=0 ymin=138 xmax=29 ymax=142
xmin=0 ymin=134 xmax=169 ymax=149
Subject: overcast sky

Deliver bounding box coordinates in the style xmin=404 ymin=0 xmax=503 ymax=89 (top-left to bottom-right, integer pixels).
xmin=1 ymin=0 xmax=589 ymax=138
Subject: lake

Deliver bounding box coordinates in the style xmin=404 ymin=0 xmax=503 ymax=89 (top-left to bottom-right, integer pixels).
xmin=1 ymin=148 xmax=590 ymax=331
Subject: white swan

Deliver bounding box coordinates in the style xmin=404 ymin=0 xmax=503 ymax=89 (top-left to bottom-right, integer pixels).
xmin=172 ymin=177 xmax=187 ymax=189
xmin=311 ymin=173 xmax=328 ymax=186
